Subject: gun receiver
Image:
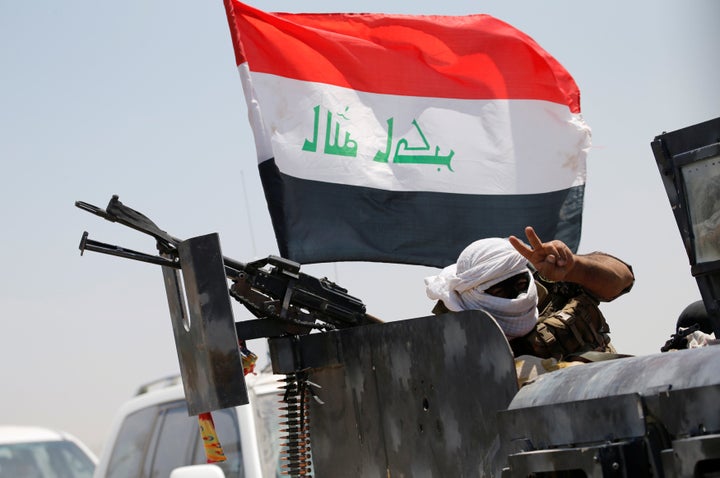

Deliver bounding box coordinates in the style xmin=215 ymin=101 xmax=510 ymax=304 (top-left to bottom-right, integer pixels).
xmin=76 ymin=195 xmax=379 ymax=333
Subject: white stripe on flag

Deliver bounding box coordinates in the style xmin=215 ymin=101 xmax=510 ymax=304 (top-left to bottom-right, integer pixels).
xmin=240 ymin=71 xmax=590 ymax=195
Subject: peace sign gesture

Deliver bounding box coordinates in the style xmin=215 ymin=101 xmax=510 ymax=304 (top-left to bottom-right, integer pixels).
xmin=508 ymin=226 xmax=576 ymax=282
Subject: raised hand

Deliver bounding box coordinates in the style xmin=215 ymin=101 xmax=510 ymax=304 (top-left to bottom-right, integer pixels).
xmin=508 ymin=226 xmax=575 ymax=282
xmin=509 ymin=226 xmax=635 ymax=300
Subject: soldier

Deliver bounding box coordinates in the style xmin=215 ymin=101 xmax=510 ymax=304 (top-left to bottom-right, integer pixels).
xmin=425 ymin=226 xmax=634 ymax=361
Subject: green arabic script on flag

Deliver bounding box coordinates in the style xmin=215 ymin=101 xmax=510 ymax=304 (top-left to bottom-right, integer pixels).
xmin=301 ymin=105 xmax=455 ymax=171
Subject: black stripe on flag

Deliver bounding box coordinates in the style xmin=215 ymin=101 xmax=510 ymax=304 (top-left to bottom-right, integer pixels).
xmin=259 ymin=158 xmax=583 ymax=267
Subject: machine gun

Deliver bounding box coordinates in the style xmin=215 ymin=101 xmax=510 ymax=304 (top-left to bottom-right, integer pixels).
xmin=76 ymin=195 xmax=378 ymax=335
xmin=660 ymin=323 xmax=699 ymax=352
xmin=76 ymin=195 xmax=380 ymax=421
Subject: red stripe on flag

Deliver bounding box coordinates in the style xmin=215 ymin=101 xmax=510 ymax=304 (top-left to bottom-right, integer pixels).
xmin=224 ymin=1 xmax=581 ymax=112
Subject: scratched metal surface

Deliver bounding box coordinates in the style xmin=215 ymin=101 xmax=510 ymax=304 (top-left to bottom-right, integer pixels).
xmin=499 ymin=393 xmax=647 ymax=451
xmin=509 ymin=345 xmax=720 ymax=409
xmin=163 ymin=233 xmax=248 ymax=415
xmin=502 ymin=345 xmax=720 ymax=455
xmin=299 ymin=310 xmax=518 ymax=477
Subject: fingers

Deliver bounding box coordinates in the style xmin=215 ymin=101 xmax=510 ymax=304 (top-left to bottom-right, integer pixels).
xmin=545 ymin=241 xmax=572 ymax=266
xmin=524 ymin=226 xmax=544 ymax=250
xmin=508 ymin=235 xmax=533 ymax=259
xmin=556 ymin=240 xmax=573 ymax=263
xmin=518 ymin=226 xmax=569 ymax=266
xmin=512 ymin=226 xmax=572 ymax=268
xmin=539 ymin=242 xmax=563 ymax=266
xmin=510 ymin=226 xmax=544 ymax=260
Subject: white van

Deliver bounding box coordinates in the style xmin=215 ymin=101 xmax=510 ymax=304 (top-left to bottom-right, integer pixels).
xmin=93 ymin=372 xmax=283 ymax=478
xmin=0 ymin=425 xmax=97 ymax=477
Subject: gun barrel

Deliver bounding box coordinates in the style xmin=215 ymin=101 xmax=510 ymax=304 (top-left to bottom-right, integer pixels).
xmin=80 ymin=232 xmax=180 ymax=269
xmin=77 ymin=196 xmax=381 ymax=330
xmin=79 ymin=232 xmax=248 ymax=281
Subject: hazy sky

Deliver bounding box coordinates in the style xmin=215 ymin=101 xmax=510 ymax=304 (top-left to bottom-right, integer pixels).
xmin=1 ymin=0 xmax=718 ymax=454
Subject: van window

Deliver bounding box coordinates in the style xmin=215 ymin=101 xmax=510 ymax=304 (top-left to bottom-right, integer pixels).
xmin=148 ymin=404 xmax=198 ymax=478
xmin=190 ymin=408 xmax=245 ymax=478
xmin=106 ymin=406 xmax=158 ymax=478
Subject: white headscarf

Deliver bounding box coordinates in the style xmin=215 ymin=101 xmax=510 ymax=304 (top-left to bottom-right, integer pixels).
xmin=424 ymin=238 xmax=538 ymax=338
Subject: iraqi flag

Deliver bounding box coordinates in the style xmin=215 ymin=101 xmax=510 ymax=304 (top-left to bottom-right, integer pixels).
xmin=223 ymin=1 xmax=591 ymax=268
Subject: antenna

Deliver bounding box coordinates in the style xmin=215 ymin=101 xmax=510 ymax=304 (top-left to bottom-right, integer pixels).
xmin=240 ymin=170 xmax=258 ymax=257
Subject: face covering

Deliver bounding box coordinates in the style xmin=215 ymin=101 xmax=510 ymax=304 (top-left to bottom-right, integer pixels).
xmin=425 ymin=238 xmax=538 ymax=338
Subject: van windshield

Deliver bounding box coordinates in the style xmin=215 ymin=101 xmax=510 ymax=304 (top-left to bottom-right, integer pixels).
xmin=0 ymin=441 xmax=95 ymax=478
